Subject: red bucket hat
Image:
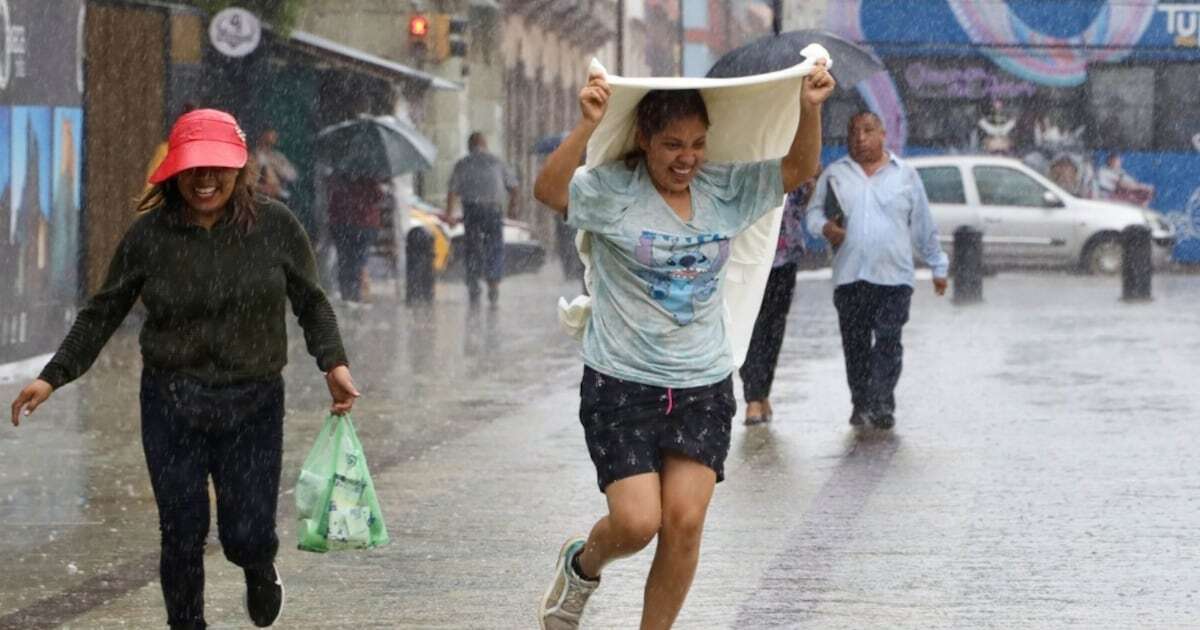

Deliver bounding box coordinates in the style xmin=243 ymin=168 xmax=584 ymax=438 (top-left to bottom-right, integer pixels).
xmin=148 ymin=109 xmax=249 ymax=184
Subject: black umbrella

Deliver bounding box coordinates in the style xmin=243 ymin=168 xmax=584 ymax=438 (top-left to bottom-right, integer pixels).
xmin=317 ymin=115 xmax=437 ymax=179
xmin=707 ymin=29 xmax=885 ymax=87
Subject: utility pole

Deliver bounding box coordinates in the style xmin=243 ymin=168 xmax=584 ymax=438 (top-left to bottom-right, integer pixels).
xmin=677 ymin=0 xmax=686 ymax=75
xmin=617 ymin=0 xmax=625 ymax=74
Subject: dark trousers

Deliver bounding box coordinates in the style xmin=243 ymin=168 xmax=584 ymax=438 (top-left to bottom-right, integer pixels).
xmin=832 ymin=281 xmax=913 ymax=415
xmin=462 ymin=203 xmax=505 ymax=297
xmin=330 ymin=224 xmax=377 ymax=302
xmin=139 ymin=370 xmax=285 ymax=630
xmin=739 ymin=262 xmax=798 ymax=402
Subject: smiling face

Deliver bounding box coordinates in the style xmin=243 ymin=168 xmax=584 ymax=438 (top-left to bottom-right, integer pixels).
xmin=176 ymin=167 xmax=239 ymax=217
xmin=640 ymin=115 xmax=708 ymax=195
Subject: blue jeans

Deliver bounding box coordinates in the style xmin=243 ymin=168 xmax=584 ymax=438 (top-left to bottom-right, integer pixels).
xmin=833 ymin=281 xmax=913 ymax=415
xmin=139 ymin=369 xmax=284 ymax=629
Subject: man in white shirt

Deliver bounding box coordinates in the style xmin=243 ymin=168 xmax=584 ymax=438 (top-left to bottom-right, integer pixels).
xmin=806 ymin=111 xmax=948 ymax=430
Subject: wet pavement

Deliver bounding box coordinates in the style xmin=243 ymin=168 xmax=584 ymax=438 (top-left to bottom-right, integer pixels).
xmin=2 ymin=269 xmax=1198 ymax=629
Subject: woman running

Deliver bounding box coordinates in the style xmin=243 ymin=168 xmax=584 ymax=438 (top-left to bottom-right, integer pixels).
xmin=532 ymin=60 xmax=834 ymax=629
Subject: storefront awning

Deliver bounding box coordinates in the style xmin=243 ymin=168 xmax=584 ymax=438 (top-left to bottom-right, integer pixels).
xmin=286 ymin=30 xmax=462 ymax=91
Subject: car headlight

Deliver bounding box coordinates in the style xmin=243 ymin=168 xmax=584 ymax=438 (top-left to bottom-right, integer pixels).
xmin=1144 ymin=212 xmax=1175 ymax=238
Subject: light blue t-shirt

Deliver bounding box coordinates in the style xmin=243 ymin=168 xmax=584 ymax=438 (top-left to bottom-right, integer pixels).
xmin=567 ymin=158 xmax=783 ymax=388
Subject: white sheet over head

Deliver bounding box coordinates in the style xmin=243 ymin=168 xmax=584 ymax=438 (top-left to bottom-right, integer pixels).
xmin=584 ymin=43 xmax=831 ymax=170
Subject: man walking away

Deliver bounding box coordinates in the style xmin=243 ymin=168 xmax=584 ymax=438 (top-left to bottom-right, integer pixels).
xmin=805 ymin=111 xmax=948 ymax=431
xmin=447 ymin=132 xmax=519 ymax=306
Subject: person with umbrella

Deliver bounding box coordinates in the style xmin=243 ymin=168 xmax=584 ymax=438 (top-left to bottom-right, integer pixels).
xmin=326 ymin=171 xmax=389 ymax=305
xmin=532 ymin=55 xmax=835 ymax=629
xmin=447 ymin=131 xmax=519 ymax=306
xmin=9 ymin=109 xmax=360 ymax=629
xmin=317 ymin=115 xmax=437 ymax=303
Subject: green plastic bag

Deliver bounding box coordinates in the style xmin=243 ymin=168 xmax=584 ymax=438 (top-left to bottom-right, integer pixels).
xmin=295 ymin=413 xmax=389 ymax=552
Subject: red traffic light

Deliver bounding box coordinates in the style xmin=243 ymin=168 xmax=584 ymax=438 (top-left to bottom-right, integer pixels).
xmin=409 ymin=15 xmax=430 ymax=38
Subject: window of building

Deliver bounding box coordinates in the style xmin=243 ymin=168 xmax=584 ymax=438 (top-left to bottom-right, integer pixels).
xmin=907 ymin=100 xmax=980 ymax=148
xmin=682 ymin=0 xmax=708 ymax=28
xmin=1088 ymin=66 xmax=1155 ymax=150
xmin=1156 ymin=64 xmax=1200 ymax=151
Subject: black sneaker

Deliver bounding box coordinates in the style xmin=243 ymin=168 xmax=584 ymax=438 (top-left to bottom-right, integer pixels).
xmin=849 ymin=407 xmax=871 ymax=428
xmin=244 ymin=563 xmax=284 ymax=627
xmin=870 ymin=412 xmax=895 ymax=430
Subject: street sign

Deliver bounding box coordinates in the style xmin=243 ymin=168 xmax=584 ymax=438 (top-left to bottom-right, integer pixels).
xmin=209 ymin=7 xmax=261 ymax=58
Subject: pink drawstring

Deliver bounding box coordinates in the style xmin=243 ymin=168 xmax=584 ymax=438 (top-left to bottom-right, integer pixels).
xmin=666 ymin=388 xmax=674 ymax=415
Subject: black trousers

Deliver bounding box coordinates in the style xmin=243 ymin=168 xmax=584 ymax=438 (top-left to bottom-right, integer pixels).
xmin=739 ymin=262 xmax=798 ymax=402
xmin=330 ymin=224 xmax=377 ymax=302
xmin=462 ymin=202 xmax=505 ymax=295
xmin=832 ymin=281 xmax=913 ymax=415
xmin=139 ymin=369 xmax=285 ymax=630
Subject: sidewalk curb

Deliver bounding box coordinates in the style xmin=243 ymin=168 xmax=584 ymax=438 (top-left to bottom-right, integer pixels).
xmin=0 ymin=353 xmax=51 ymax=385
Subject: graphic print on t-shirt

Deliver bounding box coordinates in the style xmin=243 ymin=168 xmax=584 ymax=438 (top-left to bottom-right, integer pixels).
xmin=633 ymin=230 xmax=730 ymax=325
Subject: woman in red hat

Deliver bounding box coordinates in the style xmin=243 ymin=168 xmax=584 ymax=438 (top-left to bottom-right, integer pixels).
xmin=9 ymin=109 xmax=358 ymax=629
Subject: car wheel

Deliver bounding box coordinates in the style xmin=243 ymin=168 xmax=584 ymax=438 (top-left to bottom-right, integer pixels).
xmin=1084 ymin=238 xmax=1122 ymax=275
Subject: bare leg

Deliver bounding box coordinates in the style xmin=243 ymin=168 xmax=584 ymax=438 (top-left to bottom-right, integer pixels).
xmin=640 ymin=453 xmax=717 ymax=630
xmin=575 ymin=472 xmax=662 ymax=579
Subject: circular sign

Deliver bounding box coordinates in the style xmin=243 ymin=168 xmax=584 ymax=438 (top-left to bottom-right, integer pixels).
xmin=209 ymin=7 xmax=261 ymax=58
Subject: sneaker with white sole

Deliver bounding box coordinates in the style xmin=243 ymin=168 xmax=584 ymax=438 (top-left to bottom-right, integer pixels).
xmin=244 ymin=563 xmax=284 ymax=628
xmin=538 ymin=536 xmax=599 ymax=630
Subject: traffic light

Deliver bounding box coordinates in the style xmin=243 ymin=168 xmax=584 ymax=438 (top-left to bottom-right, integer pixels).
xmin=408 ymin=14 xmax=430 ymax=55
xmin=448 ymin=15 xmax=468 ymax=57
xmin=429 ymin=14 xmax=468 ymax=61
